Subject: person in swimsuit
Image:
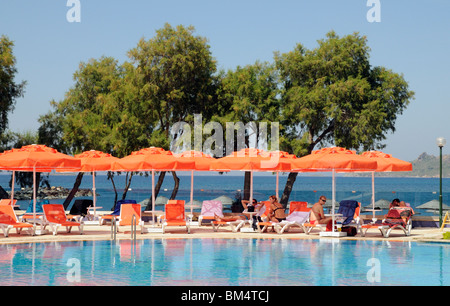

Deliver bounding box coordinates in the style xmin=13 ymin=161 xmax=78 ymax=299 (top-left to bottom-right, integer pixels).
xmin=267 ymin=195 xmax=286 ymax=222
xmin=309 ymin=196 xmax=333 ymax=225
xmin=242 ymin=198 xmax=259 ymax=212
xmin=389 ymin=198 xmax=400 ymax=209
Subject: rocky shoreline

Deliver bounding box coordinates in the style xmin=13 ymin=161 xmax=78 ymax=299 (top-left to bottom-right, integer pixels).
xmin=9 ymin=186 xmax=93 ymax=200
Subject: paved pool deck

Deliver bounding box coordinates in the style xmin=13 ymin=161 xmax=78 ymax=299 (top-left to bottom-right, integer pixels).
xmin=0 ymin=221 xmax=448 ymax=245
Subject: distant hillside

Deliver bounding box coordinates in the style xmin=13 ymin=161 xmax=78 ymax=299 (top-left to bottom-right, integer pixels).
xmin=372 ymin=152 xmax=450 ymax=178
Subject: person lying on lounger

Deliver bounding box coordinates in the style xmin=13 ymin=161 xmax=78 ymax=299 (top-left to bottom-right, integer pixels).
xmin=214 ymin=214 xmax=246 ymax=222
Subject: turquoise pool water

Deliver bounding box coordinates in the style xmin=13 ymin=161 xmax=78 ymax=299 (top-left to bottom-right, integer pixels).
xmin=0 ymin=239 xmax=448 ymax=286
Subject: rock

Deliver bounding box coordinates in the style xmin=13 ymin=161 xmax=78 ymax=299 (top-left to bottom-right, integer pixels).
xmin=8 ymin=187 xmax=94 ymax=200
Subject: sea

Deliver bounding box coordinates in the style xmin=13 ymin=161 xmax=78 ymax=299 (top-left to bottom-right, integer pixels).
xmin=1 ymin=172 xmax=449 ymax=216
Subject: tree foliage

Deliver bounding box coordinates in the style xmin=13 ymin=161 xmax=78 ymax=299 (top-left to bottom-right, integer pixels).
xmin=128 ymin=24 xmax=219 ymax=141
xmin=275 ymin=31 xmax=414 ymax=155
xmin=0 ymin=35 xmax=26 ymax=137
xmin=274 ymin=31 xmax=414 ymax=205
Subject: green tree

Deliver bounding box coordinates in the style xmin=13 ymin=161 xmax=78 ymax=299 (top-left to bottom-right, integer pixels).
xmin=215 ymin=61 xmax=280 ymax=199
xmin=128 ymin=23 xmax=218 ymax=141
xmin=215 ymin=61 xmax=280 ymax=133
xmin=127 ymin=23 xmax=219 ymax=205
xmin=54 ymin=56 xmax=125 ymax=155
xmin=42 ymin=24 xmax=220 ymax=208
xmin=0 ymin=35 xmax=26 ymax=137
xmin=274 ymin=31 xmax=414 ymax=206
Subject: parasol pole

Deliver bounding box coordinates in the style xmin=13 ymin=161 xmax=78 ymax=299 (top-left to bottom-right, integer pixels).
xmin=276 ymin=172 xmax=279 ymax=200
xmin=33 ymin=166 xmax=36 ymax=226
xmin=92 ymin=172 xmax=97 ymax=217
xmin=332 ymin=168 xmax=336 ymax=233
xmin=10 ymin=171 xmax=15 ymax=203
xmin=190 ymin=170 xmax=194 ymax=218
xmin=372 ymin=171 xmax=376 ymax=220
xmin=151 ymin=170 xmax=155 ymax=226
xmin=249 ymin=171 xmax=254 ymax=205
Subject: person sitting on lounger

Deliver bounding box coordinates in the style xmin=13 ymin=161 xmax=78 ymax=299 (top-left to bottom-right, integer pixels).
xmin=310 ymin=196 xmax=334 ymax=226
xmin=241 ymin=198 xmax=261 ymax=212
xmin=389 ymin=198 xmax=401 ymax=209
xmin=383 ymin=200 xmax=414 ymax=227
xmin=267 ymin=195 xmax=286 ymax=223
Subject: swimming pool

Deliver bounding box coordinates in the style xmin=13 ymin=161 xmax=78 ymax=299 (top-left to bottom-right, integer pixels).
xmin=0 ymin=239 xmax=448 ymax=286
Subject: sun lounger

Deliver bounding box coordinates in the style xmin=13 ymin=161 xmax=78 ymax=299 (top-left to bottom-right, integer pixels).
xmin=20 ymin=199 xmax=48 ymax=223
xmin=42 ymin=204 xmax=84 ymax=235
xmin=303 ymin=200 xmax=360 ymax=234
xmin=0 ymin=204 xmax=35 ymax=237
xmin=338 ymin=200 xmax=361 ymax=227
xmin=198 ymin=200 xmax=223 ymax=226
xmin=212 ymin=201 xmax=272 ymax=233
xmin=0 ymin=199 xmax=17 ymax=206
xmin=161 ymin=200 xmax=190 ymax=234
xmin=360 ymin=207 xmax=413 ymax=238
xmin=211 ymin=217 xmax=247 ymax=232
xmin=288 ymin=201 xmax=308 ymax=213
xmin=68 ymin=199 xmax=94 ymax=222
xmin=100 ymin=199 xmax=136 ymax=225
xmin=274 ymin=210 xmax=311 ymax=234
xmin=253 ymin=201 xmax=276 ymax=233
xmin=116 ymin=203 xmax=145 ymax=234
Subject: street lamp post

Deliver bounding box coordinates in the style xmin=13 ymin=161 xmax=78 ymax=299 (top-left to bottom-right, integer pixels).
xmin=436 ymin=137 xmax=446 ymax=227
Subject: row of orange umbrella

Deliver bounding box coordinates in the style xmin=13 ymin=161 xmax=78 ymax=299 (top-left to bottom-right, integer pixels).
xmin=0 ymin=145 xmax=412 ymax=173
xmin=0 ymin=144 xmax=412 ymax=226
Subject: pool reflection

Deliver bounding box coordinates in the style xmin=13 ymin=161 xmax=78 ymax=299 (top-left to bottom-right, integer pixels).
xmin=0 ymin=239 xmax=448 ymax=286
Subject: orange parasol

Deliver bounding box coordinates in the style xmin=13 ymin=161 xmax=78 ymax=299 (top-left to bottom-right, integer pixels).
xmin=0 ymin=144 xmax=80 ymax=172
xmin=360 ymin=151 xmax=412 ymax=172
xmin=211 ymin=148 xmax=297 ymax=205
xmin=0 ymin=144 xmax=81 ymax=226
xmin=211 ymin=148 xmax=293 ymax=172
xmin=66 ymin=150 xmax=120 ymax=217
xmin=173 ymin=150 xmax=214 ymax=171
xmin=112 ymin=147 xmax=194 ymax=172
xmin=292 ymin=147 xmax=378 ymax=236
xmin=74 ymin=150 xmax=120 ymax=172
xmin=293 ymin=147 xmax=378 ymax=171
xmin=361 ymin=151 xmax=412 ymax=220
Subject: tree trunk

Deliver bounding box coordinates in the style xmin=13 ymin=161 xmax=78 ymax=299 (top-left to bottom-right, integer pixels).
xmin=63 ymin=172 xmax=84 ymax=209
xmin=280 ymin=172 xmax=298 ymax=208
xmin=0 ymin=185 xmax=9 ymax=199
xmin=170 ymin=171 xmax=180 ymax=200
xmin=121 ymin=172 xmax=134 ymax=200
xmin=243 ymin=171 xmax=251 ymax=200
xmin=107 ymin=171 xmax=118 ymax=211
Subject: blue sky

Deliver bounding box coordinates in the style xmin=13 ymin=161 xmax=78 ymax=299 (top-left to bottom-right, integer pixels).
xmin=1 ymin=0 xmax=449 ymax=162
